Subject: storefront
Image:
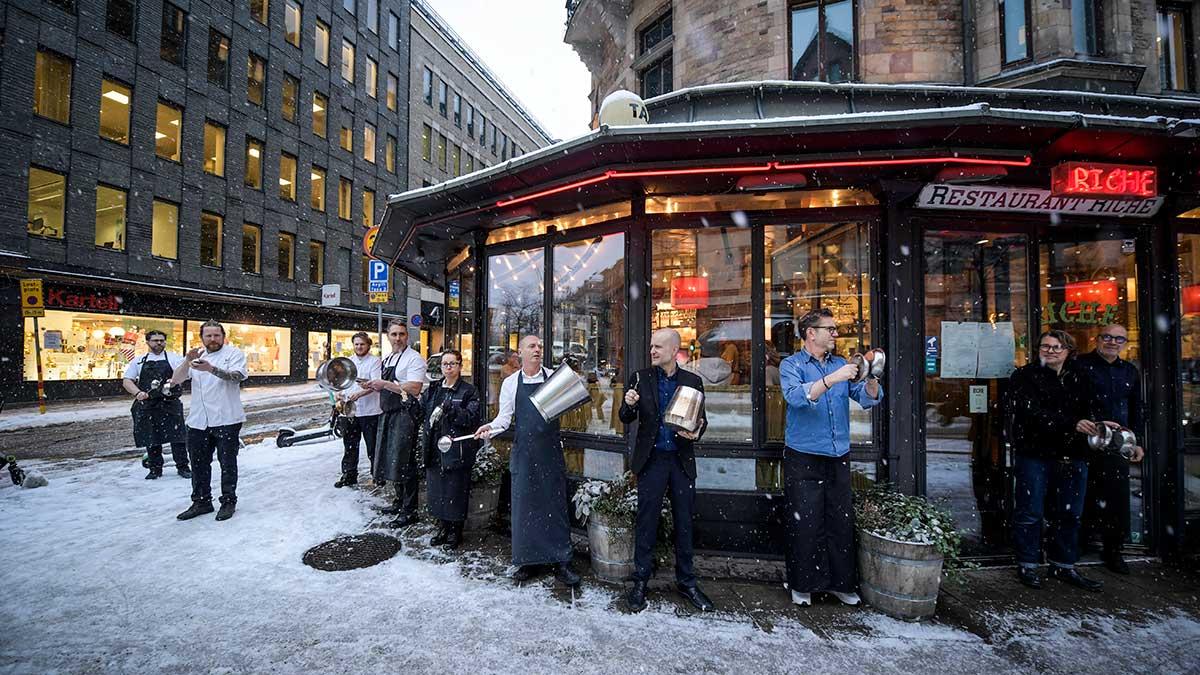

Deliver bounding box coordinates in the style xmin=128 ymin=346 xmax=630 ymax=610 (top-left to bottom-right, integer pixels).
xmin=375 ymin=83 xmax=1200 ymax=559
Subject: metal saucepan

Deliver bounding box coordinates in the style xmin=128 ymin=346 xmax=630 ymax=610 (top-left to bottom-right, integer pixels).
xmin=437 ymin=434 xmax=475 ymax=453
xmin=315 ymin=357 xmax=358 ymax=392
xmin=848 ymin=349 xmax=886 ymax=383
xmin=663 ymin=385 xmax=704 ymax=433
xmin=1087 ymin=424 xmax=1138 ymax=460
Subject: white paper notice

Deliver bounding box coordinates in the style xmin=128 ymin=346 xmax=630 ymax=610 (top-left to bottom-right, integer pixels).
xmin=969 ymin=385 xmax=988 ymax=413
xmin=940 ymin=321 xmax=981 ymax=379
xmin=976 ymin=322 xmax=1017 ymax=378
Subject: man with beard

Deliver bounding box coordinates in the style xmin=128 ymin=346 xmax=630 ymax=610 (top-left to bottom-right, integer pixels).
xmin=172 ymin=321 xmax=247 ymax=522
xmin=333 ymin=332 xmax=383 ymax=488
xmin=122 ymin=330 xmax=190 ymax=480
xmin=364 ymin=318 xmax=426 ymax=527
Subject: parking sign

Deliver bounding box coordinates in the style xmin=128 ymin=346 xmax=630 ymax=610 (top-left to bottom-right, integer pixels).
xmin=368 ymin=260 xmax=389 ymax=294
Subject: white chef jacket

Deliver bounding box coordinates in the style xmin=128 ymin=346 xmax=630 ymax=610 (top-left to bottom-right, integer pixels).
xmin=384 ymin=346 xmax=427 ymax=387
xmin=344 ymin=353 xmax=383 ymax=416
xmin=485 ymin=366 xmax=551 ymax=434
xmin=180 ymin=343 xmax=248 ymax=430
xmin=123 ymin=352 xmax=185 ymax=381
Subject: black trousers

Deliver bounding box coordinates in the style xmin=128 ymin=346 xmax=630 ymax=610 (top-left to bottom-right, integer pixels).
xmin=633 ymin=449 xmax=697 ymax=586
xmin=147 ymin=443 xmax=188 ymax=471
xmin=395 ymin=455 xmax=420 ymax=514
xmin=339 ymin=414 xmax=379 ymax=478
xmin=187 ymin=424 xmax=241 ymax=505
xmin=1082 ymin=452 xmax=1132 ymax=554
xmin=783 ymin=450 xmax=856 ymax=593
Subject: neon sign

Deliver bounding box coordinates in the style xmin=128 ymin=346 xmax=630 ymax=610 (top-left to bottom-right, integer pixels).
xmin=1050 ymin=162 xmax=1157 ymax=199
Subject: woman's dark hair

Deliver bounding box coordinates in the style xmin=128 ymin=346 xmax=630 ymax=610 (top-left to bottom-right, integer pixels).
xmin=797 ymin=308 xmax=835 ymax=340
xmin=1038 ymin=329 xmax=1076 ymax=356
xmin=441 ymin=349 xmax=463 ymax=365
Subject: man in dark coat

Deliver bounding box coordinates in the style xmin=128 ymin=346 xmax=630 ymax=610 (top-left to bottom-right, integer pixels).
xmin=619 ymin=328 xmax=713 ymax=612
xmin=122 ymin=330 xmax=190 ymax=480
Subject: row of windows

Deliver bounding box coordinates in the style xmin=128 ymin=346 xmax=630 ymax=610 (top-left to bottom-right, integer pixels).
xmin=35 ymin=49 xmax=400 ymax=175
xmin=421 ymin=67 xmax=524 ymax=162
xmin=419 ymin=124 xmax=490 ymax=177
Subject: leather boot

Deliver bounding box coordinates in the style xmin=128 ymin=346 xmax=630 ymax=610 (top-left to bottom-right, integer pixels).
xmin=177 ymin=500 xmax=215 ymax=520
xmin=554 ymin=562 xmax=581 ymax=587
xmin=334 ymin=473 xmax=357 ymax=489
xmin=626 ymin=580 xmax=648 ymax=612
xmin=430 ymin=521 xmax=450 ymax=546
xmin=444 ymin=521 xmax=464 ymax=550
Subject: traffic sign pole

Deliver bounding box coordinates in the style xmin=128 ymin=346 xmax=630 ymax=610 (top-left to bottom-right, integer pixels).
xmin=33 ymin=317 xmax=46 ymax=414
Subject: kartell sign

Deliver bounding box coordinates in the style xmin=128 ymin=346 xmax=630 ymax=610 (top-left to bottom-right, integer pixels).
xmin=916 ymin=184 xmax=1164 ymax=218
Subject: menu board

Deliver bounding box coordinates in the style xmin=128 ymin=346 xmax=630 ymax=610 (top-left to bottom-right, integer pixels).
xmin=939 ymin=321 xmax=1017 ymax=379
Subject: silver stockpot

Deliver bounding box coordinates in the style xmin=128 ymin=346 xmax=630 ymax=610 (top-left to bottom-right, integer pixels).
xmin=315 ymin=357 xmax=358 ymax=392
xmin=1087 ymin=424 xmax=1138 ymax=460
xmin=848 ymin=349 xmax=886 ymax=383
xmin=529 ymin=363 xmax=592 ymax=422
xmin=663 ymin=385 xmax=705 ymax=433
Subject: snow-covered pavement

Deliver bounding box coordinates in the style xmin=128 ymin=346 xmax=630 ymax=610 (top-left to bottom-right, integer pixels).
xmin=1 ymin=439 xmax=1197 ymax=674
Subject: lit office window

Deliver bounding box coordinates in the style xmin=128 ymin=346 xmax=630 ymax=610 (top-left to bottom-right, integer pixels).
xmin=285 ymin=0 xmax=302 ymax=47
xmin=200 ymin=212 xmax=224 ymax=267
xmin=363 ymin=188 xmax=375 ymax=228
xmin=99 ymin=79 xmax=131 ymax=144
xmin=28 ymin=167 xmax=66 ymax=239
xmin=279 ymin=152 xmax=297 ymax=201
xmin=155 ymin=102 xmax=182 ymax=161
xmin=278 ymin=232 xmax=295 ymax=280
xmin=310 ymin=166 xmax=326 ymax=211
xmin=247 ymin=53 xmax=267 ymax=106
xmin=282 ymin=74 xmax=299 ymax=123
xmin=363 ymin=122 xmax=376 ymax=163
xmin=340 ymin=113 xmax=354 ymax=152
xmin=251 ymin=0 xmax=268 ymax=24
xmin=386 ymin=73 xmax=398 ymax=111
xmin=203 ymin=122 xmax=226 ymax=176
xmin=152 ymin=200 xmax=178 ymax=259
xmin=207 ymin=30 xmax=231 ymax=88
xmin=438 ymin=133 xmax=447 ymax=171
xmin=385 ymin=135 xmax=396 ymax=173
xmin=421 ymin=123 xmax=432 ymax=162
xmin=367 ymin=57 xmax=378 ymax=98
xmin=341 ymin=39 xmax=355 ymax=83
xmin=315 ymin=21 xmax=330 ymax=66
xmin=245 ymin=138 xmax=264 ymax=189
xmin=338 ymin=177 xmax=352 ymax=220
xmin=34 ymin=50 xmax=72 ymax=123
xmin=1159 ymin=5 xmax=1194 ymax=91
xmin=313 ymin=92 xmax=328 ymax=138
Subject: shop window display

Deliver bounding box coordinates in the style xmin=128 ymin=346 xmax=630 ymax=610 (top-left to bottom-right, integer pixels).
xmin=186 ymin=322 xmax=291 ymax=376
xmin=444 ymin=250 xmax=476 ymax=385
xmin=24 ymin=312 xmax=184 ymax=381
xmin=1177 ymin=234 xmax=1200 ymax=509
xmin=486 ymin=247 xmax=543 ymax=417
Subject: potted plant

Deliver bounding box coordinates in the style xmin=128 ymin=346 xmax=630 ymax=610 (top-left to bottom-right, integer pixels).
xmin=854 ymin=483 xmax=969 ymax=621
xmin=465 ymin=441 xmax=504 ymax=531
xmin=572 ymin=472 xmax=673 ymax=583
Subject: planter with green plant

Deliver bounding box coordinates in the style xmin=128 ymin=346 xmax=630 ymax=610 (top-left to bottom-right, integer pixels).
xmin=465 ymin=441 xmax=504 ymax=531
xmin=572 ymin=472 xmax=674 ymax=583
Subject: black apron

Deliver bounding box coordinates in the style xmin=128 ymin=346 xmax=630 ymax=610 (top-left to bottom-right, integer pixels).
xmin=131 ymin=356 xmax=186 ymax=447
xmin=423 ymin=381 xmax=480 ymax=522
xmin=373 ymin=353 xmax=422 ymax=483
xmin=510 ymin=370 xmax=572 ymax=566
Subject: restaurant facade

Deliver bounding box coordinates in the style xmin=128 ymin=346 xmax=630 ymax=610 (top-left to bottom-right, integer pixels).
xmin=374 ymin=82 xmax=1200 ymax=560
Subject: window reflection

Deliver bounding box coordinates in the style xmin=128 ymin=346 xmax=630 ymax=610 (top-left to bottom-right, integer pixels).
xmin=486 ymin=248 xmax=544 ymax=416
xmin=445 ymin=252 xmax=476 ymax=385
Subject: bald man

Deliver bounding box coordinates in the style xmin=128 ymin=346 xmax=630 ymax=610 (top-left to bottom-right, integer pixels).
xmin=618 ymin=328 xmax=713 ymax=612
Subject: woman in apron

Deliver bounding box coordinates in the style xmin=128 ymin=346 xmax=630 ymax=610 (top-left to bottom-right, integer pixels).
xmin=419 ymin=350 xmax=480 ymax=549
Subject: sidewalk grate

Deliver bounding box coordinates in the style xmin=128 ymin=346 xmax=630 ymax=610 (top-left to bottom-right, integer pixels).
xmin=302 ymin=533 xmax=402 ymax=571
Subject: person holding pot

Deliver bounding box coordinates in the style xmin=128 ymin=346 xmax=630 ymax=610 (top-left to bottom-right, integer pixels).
xmin=618 ymin=328 xmax=712 ymax=613
xmin=364 ymin=318 xmax=426 ymax=528
xmin=122 ymin=330 xmax=190 ymax=480
xmin=779 ymin=308 xmax=882 ymax=607
xmin=1005 ymin=329 xmax=1112 ymax=592
xmin=420 ymin=349 xmax=480 ymax=550
xmin=333 ymin=332 xmax=383 ymax=489
xmin=474 ymin=335 xmax=580 ymax=587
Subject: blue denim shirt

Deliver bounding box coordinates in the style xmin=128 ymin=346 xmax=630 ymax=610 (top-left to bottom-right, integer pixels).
xmin=780 ymin=347 xmax=883 ymax=457
xmin=654 ymin=366 xmax=679 ymax=452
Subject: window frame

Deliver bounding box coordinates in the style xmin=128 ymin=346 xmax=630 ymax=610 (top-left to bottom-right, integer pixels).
xmin=27 ymin=166 xmax=68 ymax=240
xmin=1158 ymin=2 xmax=1197 ymax=92
xmin=245 ymin=137 xmax=264 ymax=190
xmin=363 ymin=121 xmax=376 ymax=163
xmin=312 ymin=91 xmax=328 ymax=138
xmin=315 ymin=20 xmax=331 ymax=66
xmin=154 ymin=100 xmax=183 ymax=162
xmin=242 ymin=222 xmax=263 ymax=274
xmin=438 ymin=79 xmax=447 ymax=117
xmin=202 ymin=121 xmax=226 ymax=177
xmin=199 ymin=211 xmax=224 ymax=268
xmin=998 ymin=0 xmax=1034 ymax=66
xmin=207 ymin=29 xmax=231 ymax=89
xmin=99 ymin=77 xmax=132 ymax=145
xmin=310 ymin=165 xmax=327 ymax=211
xmin=786 ymin=0 xmax=859 ymax=83
xmin=34 ymin=48 xmax=73 ymax=125
xmin=285 ymin=0 xmax=302 ymax=48
xmin=386 ymin=72 xmax=399 ymax=111
xmin=151 ymin=198 xmax=179 ymax=260
xmin=160 ymin=1 xmax=187 ymax=67
xmin=279 ymin=151 xmax=298 ymax=202
xmin=338 ymin=177 xmax=353 ymax=220
xmin=106 ymin=0 xmax=137 ymax=41
xmin=282 ymin=73 xmax=300 ymax=123
xmin=341 ymin=38 xmax=355 ymax=84
xmin=309 ymin=240 xmax=325 ymax=284
xmin=278 ymin=231 xmax=296 ymax=280
xmin=247 ymin=52 xmax=268 ymax=106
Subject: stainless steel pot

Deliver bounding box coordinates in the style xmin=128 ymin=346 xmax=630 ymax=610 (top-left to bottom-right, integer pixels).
xmin=315 ymin=357 xmax=358 ymax=392
xmin=1087 ymin=424 xmax=1138 ymax=460
xmin=663 ymin=385 xmax=704 ymax=433
xmin=529 ymin=363 xmax=592 ymax=422
xmin=848 ymin=349 xmax=886 ymax=383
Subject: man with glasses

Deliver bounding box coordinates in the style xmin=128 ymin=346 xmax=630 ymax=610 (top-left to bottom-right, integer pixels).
xmin=779 ymin=308 xmax=882 ymax=607
xmin=1006 ymin=330 xmax=1114 ymax=592
xmin=333 ymin=332 xmax=383 ymax=488
xmin=122 ymin=330 xmax=190 ymax=480
xmin=1077 ymin=324 xmax=1145 ymax=574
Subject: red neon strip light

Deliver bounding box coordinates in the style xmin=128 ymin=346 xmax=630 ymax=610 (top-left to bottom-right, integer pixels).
xmin=493 ymin=155 xmax=1031 ymax=208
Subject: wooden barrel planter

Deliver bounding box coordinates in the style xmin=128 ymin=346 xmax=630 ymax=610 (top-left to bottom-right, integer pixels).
xmin=465 ymin=482 xmax=501 ymax=531
xmin=587 ymin=511 xmax=634 ymax=583
xmin=857 ymin=529 xmax=945 ymax=621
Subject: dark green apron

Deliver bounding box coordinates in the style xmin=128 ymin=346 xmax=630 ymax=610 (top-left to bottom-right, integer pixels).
xmin=510 ymin=370 xmax=571 ymax=566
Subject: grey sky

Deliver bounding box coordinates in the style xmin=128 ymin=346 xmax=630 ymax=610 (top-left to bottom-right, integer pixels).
xmin=427 ymin=0 xmax=593 ymax=142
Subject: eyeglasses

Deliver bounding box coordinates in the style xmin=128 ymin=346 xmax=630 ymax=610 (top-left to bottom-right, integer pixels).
xmin=441 ymin=362 xmax=460 ymax=368
xmin=814 ymin=325 xmax=839 ymax=335
xmin=1038 ymin=344 xmax=1066 ymax=353
xmin=1098 ymin=335 xmax=1128 ymax=345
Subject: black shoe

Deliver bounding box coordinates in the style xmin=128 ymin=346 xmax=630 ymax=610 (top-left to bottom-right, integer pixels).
xmin=511 ymin=565 xmax=534 ymax=582
xmin=378 ymin=503 xmax=403 ymax=516
xmin=177 ymin=501 xmax=215 ymax=520
xmin=1048 ymin=566 xmax=1104 ymax=592
xmin=430 ymin=524 xmax=450 ymax=546
xmin=215 ymin=501 xmax=236 ymax=521
xmin=626 ymin=580 xmax=648 ymax=612
xmin=388 ymin=512 xmax=417 ymax=529
xmin=555 ymin=562 xmax=581 ymax=587
xmin=145 ymin=469 xmax=162 ymax=480
xmin=677 ymin=583 xmax=715 ymax=611
xmin=1103 ymin=551 xmax=1130 ymax=575
xmin=177 ymin=467 xmax=191 ymax=479
xmin=1017 ymin=566 xmax=1042 ymax=589
xmin=444 ymin=523 xmax=463 ymax=550
xmin=334 ymin=474 xmax=357 ymax=489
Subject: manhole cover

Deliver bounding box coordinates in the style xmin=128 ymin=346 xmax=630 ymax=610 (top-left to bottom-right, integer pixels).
xmin=302 ymin=533 xmax=402 ymax=571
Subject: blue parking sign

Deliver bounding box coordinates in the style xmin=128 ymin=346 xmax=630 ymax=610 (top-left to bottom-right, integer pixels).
xmin=369 ymin=260 xmax=388 ymax=283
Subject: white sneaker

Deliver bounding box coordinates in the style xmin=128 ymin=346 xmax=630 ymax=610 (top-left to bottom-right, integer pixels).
xmin=791 ymin=591 xmax=811 ymax=606
xmin=830 ymin=591 xmax=860 ymax=606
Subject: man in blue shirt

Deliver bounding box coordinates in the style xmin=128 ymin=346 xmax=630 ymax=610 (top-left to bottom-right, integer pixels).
xmin=780 ymin=308 xmax=882 ymax=607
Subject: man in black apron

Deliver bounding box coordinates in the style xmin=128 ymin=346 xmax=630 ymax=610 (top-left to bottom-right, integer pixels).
xmin=364 ymin=318 xmax=426 ymax=528
xmin=476 ymin=335 xmax=580 ymax=587
xmin=122 ymin=330 xmax=189 ymax=480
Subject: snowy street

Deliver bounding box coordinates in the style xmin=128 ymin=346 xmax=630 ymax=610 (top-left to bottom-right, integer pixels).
xmin=2 ymin=436 xmax=1199 ymax=674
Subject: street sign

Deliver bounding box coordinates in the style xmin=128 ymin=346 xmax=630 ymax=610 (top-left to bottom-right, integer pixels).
xmin=321 ymin=284 xmax=341 ymax=307
xmin=421 ymin=301 xmax=443 ymax=327
xmin=410 ymin=314 xmax=423 ymax=328
xmin=448 ymin=280 xmax=460 ymax=309
xmin=369 ymin=292 xmax=389 ymax=304
xmin=368 ymin=259 xmax=389 ymax=295
xmin=363 ymin=226 xmax=380 ymax=258
xmin=20 ymin=279 xmax=44 ymax=317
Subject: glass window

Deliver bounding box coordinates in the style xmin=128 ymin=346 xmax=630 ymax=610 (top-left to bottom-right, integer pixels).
xmin=421 ymin=123 xmax=432 ymax=162
xmin=1159 ymin=5 xmax=1194 ymax=91
xmin=343 ymin=0 xmax=354 ymax=14
xmin=95 ymin=184 xmax=127 ymax=250
xmin=552 ymin=234 xmax=626 ymax=436
xmin=491 ymin=126 xmax=497 ymax=155
xmin=446 ymin=255 xmax=476 ymax=383
xmin=312 ymin=92 xmax=328 ymax=138
xmin=278 ymin=232 xmax=295 ymax=279
xmin=106 ymin=0 xmax=136 ymax=40
xmin=646 ymin=188 xmax=876 ymax=214
xmin=1039 ymin=237 xmax=1140 ymax=360
xmin=360 ymin=254 xmax=370 ymax=293
xmin=27 ymin=167 xmax=66 ymax=239
xmin=207 ymin=30 xmax=230 ymax=88
xmin=641 ymin=53 xmax=672 ymax=98
xmin=279 ymin=152 xmax=297 ymax=201
xmin=789 ymin=0 xmax=854 ymax=82
xmin=465 ymin=154 xmax=474 ymax=173
xmin=1001 ymin=0 xmax=1030 ymax=63
xmin=338 ymin=177 xmax=352 ymax=220
xmin=466 ymin=105 xmax=475 ymax=137
xmin=453 ymin=93 xmax=461 ymax=127
xmin=310 ymin=166 xmax=326 ymax=211
xmin=479 ymin=115 xmax=487 ymax=144
xmin=485 ymin=247 xmax=544 ymax=416
xmin=437 ymin=133 xmax=447 ymax=171
xmin=99 ymin=79 xmax=131 ymax=144
xmin=315 ymin=21 xmax=330 ymax=66
xmin=34 ymin=50 xmax=72 ymax=124
xmin=451 ymin=143 xmax=461 ymax=176
xmin=341 ymin=39 xmax=355 ymax=83
xmin=24 ymin=312 xmax=185 ymax=381
xmin=340 ymin=115 xmax=354 ymax=152
xmin=388 ymin=12 xmax=399 ymax=49
xmin=386 ymin=73 xmax=398 ymax=111
xmin=652 ymin=228 xmax=752 ymax=442
xmin=1072 ymin=0 xmax=1100 ymax=55
xmin=285 ymin=0 xmax=301 ymax=47
xmin=242 ymin=223 xmax=261 ymax=273
xmin=640 ymin=10 xmax=672 ymax=53
xmin=366 ymin=57 xmax=378 ymax=97
xmin=366 ymin=0 xmax=377 ymax=32
xmin=245 ymin=138 xmax=263 ymax=189
xmin=309 ymin=241 xmax=324 ymax=283
xmin=281 ymin=74 xmax=299 ymax=123
xmin=423 ymin=67 xmax=432 ymax=105
xmin=186 ymin=322 xmax=292 ymax=375
xmin=161 ymin=2 xmax=186 ymax=66
xmin=501 ymin=133 xmax=508 ymax=161
xmin=250 ymin=0 xmax=268 ymax=24
xmin=247 ymin=53 xmax=266 ymax=106
xmin=200 ymin=212 xmax=223 ymax=267
xmin=438 ymin=80 xmax=447 ymax=116
xmin=363 ymin=188 xmax=375 ymax=228
xmin=486 ymin=201 xmax=631 ymax=245
xmin=385 ymin=135 xmax=396 ymax=173
xmin=363 ymin=122 xmax=376 ymax=163
xmin=308 ymin=331 xmax=328 ymax=377
xmin=152 ymin=199 xmax=178 ymax=259
xmin=203 ymin=122 xmax=225 ymax=177
xmin=155 ymin=102 xmax=182 ymax=161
